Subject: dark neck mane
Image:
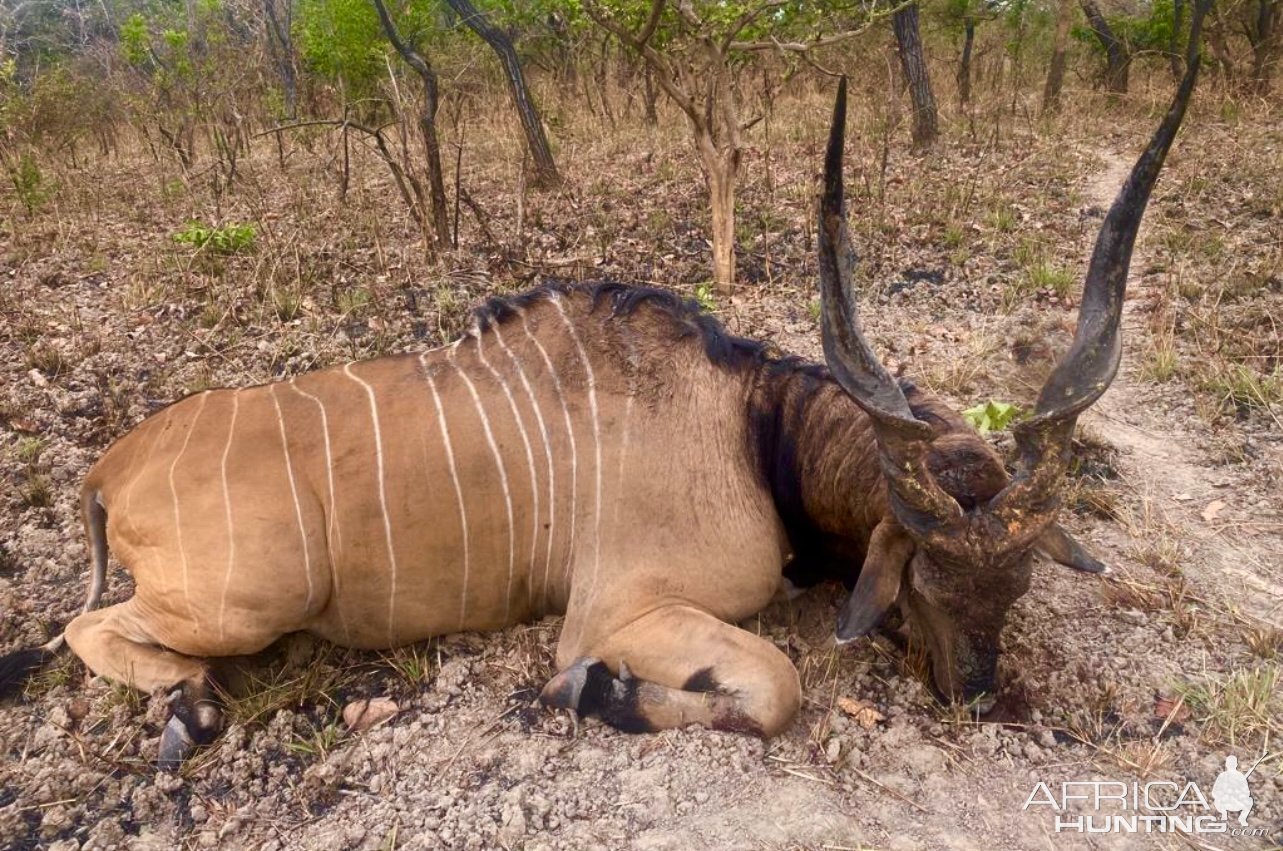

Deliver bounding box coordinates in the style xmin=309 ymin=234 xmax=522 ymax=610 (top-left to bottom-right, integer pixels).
xmin=468 ymin=280 xmax=827 ymax=378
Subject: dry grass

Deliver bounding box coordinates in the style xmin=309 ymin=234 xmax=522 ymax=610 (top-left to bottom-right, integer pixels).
xmin=219 ymin=647 xmax=353 ymax=728
xmin=1175 ymin=664 xmax=1282 ymax=748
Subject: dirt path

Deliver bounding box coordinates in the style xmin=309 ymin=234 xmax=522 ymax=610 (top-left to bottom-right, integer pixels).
xmin=1082 ymin=147 xmax=1283 ymax=626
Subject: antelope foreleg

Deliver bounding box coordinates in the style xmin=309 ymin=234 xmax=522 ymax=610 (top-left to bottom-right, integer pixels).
xmin=542 ymin=605 xmax=801 ymax=737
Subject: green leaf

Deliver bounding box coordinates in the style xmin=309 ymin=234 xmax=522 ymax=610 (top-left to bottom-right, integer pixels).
xmin=962 ymin=399 xmax=1024 ymax=435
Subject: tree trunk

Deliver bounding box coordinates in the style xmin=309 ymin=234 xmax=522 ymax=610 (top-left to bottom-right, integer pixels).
xmin=546 ymin=9 xmax=576 ymax=85
xmin=706 ymin=156 xmax=737 ymax=295
xmin=642 ymin=65 xmax=658 ymax=125
xmin=1079 ymin=0 xmax=1130 ymax=93
xmin=958 ymin=20 xmax=975 ymax=106
xmin=263 ymin=0 xmax=296 ymax=120
xmin=371 ymin=0 xmax=451 ymax=251
xmin=1207 ymin=8 xmax=1236 ymax=82
xmin=1042 ymin=0 xmax=1074 ymax=113
xmin=1249 ymin=0 xmax=1281 ymax=92
xmin=1169 ymin=0 xmax=1185 ymax=79
xmin=893 ymin=3 xmax=939 ymax=149
xmin=444 ymin=0 xmax=561 ymax=187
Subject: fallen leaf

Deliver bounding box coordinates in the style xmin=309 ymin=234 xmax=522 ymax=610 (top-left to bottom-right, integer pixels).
xmin=342 ymin=697 xmax=399 ymax=733
xmin=836 ymin=697 xmax=885 ymax=729
xmin=1153 ymin=693 xmax=1190 ymax=726
xmin=1201 ymin=500 xmax=1225 ymax=523
xmin=2 ymin=416 xmax=40 ymax=434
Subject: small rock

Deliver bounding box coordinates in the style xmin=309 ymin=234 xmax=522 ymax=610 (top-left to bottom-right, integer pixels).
xmin=888 ymin=834 xmax=919 ymax=851
xmin=900 ymin=744 xmax=946 ymax=776
xmin=41 ymin=805 xmax=72 ymax=838
xmin=1119 ymin=609 xmax=1147 ymax=625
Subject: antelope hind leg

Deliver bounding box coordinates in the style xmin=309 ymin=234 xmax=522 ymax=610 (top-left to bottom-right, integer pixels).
xmin=541 ymin=604 xmax=801 ymax=737
xmin=65 ymin=601 xmax=221 ymax=770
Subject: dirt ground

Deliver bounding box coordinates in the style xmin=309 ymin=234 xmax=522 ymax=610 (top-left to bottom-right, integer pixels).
xmin=1 ymin=80 xmax=1281 ymax=850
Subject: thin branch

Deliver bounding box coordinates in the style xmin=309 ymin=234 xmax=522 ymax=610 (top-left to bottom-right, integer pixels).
xmin=636 ymin=0 xmax=665 ymax=47
xmin=252 ymin=118 xmax=390 ymax=138
xmin=719 ymin=1 xmax=787 ymax=53
xmin=583 ymin=0 xmax=704 ymax=131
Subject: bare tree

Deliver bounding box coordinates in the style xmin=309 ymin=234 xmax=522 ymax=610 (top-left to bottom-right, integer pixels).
xmin=957 ymin=16 xmax=976 ymax=105
xmin=443 ymin=0 xmax=560 ymax=188
xmin=1247 ymin=0 xmax=1281 ymax=92
xmin=1205 ymin=3 xmax=1237 ymax=82
xmin=1042 ymin=0 xmax=1075 ymax=112
xmin=1169 ymin=0 xmax=1186 ymax=78
xmin=371 ymin=0 xmax=452 ymax=252
xmin=1079 ymin=0 xmax=1131 ymax=93
xmin=893 ymin=2 xmax=938 ymax=149
xmin=263 ymin=0 xmax=296 ymax=120
xmin=587 ymin=0 xmax=878 ymax=293
xmin=584 ymin=0 xmax=747 ymax=293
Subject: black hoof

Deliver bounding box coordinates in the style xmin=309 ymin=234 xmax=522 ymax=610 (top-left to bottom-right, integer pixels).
xmin=539 ymin=657 xmax=652 ymax=734
xmin=157 ymin=683 xmax=222 ymax=772
xmin=539 ymin=656 xmax=603 ymax=710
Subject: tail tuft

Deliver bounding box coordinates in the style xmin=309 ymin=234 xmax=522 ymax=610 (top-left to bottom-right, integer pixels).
xmin=0 ymin=647 xmax=52 ymax=698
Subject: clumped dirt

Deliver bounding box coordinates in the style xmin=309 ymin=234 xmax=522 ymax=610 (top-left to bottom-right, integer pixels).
xmin=1 ymin=83 xmax=1281 ymax=850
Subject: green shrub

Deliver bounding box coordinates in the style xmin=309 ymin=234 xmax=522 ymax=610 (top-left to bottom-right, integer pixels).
xmin=173 ymin=221 xmax=257 ymax=254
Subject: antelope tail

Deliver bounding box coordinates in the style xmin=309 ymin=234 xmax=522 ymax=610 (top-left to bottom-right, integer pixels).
xmin=0 ymin=489 xmax=108 ymax=697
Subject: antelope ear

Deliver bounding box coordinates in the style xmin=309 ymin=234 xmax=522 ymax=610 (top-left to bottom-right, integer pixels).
xmin=836 ymin=522 xmax=914 ymax=642
xmin=1038 ymin=523 xmax=1109 ymax=574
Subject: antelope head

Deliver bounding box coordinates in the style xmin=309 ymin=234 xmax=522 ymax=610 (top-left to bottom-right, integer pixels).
xmin=819 ymin=25 xmax=1203 ymax=710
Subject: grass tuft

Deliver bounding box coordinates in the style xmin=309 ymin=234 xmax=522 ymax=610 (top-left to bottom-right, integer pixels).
xmin=1175 ymin=665 xmax=1281 ymax=747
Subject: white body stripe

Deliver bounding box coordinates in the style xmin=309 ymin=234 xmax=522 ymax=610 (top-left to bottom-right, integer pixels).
xmin=475 ymin=334 xmax=541 ymax=609
xmin=270 ymin=385 xmax=315 ymax=618
xmin=287 ymin=380 xmax=349 ymax=641
xmin=551 ymin=297 xmax=603 ymax=599
xmin=217 ymin=390 xmax=241 ymax=642
xmin=168 ymin=391 xmax=209 ymax=632
xmin=492 ymin=323 xmax=557 ymax=606
xmin=421 ymin=353 xmax=471 ymax=629
xmin=449 ymin=347 xmax=517 ymax=621
xmin=124 ymin=408 xmax=170 ymax=542
xmin=343 ymin=364 xmax=399 ymax=644
xmin=519 ymin=310 xmax=578 ymax=606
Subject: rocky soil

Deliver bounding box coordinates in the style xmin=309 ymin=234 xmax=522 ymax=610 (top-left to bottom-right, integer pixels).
xmin=1 ymin=81 xmax=1280 ymax=850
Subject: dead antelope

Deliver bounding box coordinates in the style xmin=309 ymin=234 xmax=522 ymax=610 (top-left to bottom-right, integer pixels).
xmin=0 ymin=56 xmax=1199 ymax=766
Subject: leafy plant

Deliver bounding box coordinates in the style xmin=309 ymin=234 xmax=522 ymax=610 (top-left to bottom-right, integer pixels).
xmin=8 ymin=154 xmax=53 ymax=214
xmin=286 ymin=721 xmax=344 ymax=759
xmin=693 ymin=283 xmax=716 ymax=311
xmin=173 ymin=221 xmax=257 ymax=254
xmin=962 ymin=399 xmax=1024 ymax=434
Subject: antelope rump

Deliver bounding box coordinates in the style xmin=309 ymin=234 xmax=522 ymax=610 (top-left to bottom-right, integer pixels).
xmin=0 ymin=59 xmax=1200 ymax=767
